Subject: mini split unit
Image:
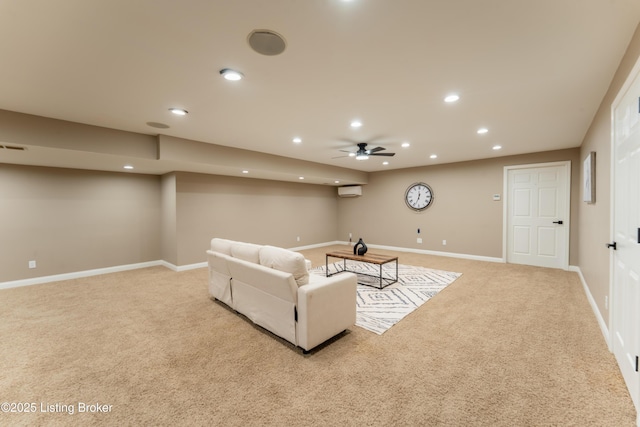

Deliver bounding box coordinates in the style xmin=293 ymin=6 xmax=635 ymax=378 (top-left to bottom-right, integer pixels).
xmin=337 ymin=186 xmax=362 ymax=197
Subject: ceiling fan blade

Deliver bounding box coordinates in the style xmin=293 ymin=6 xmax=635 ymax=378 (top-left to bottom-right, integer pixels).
xmin=367 ymin=146 xmax=386 ymax=153
xmin=338 ymin=138 xmax=362 ymax=145
xmin=370 ymin=152 xmax=395 ymax=157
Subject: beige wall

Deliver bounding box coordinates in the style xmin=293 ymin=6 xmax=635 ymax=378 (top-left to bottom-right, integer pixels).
xmin=0 ymin=164 xmax=161 ymax=282
xmin=0 ymin=165 xmax=341 ymax=281
xmin=160 ymin=173 xmax=178 ymax=266
xmin=174 ymin=172 xmax=339 ymax=265
xmin=339 ymin=148 xmax=581 ymax=263
xmin=0 ymin=109 xmax=157 ymax=159
xmin=578 ymin=23 xmax=640 ymax=326
xmin=0 ymin=148 xmax=580 ymax=282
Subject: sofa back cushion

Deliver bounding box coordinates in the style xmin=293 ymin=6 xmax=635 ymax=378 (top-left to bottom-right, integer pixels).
xmin=210 ymin=238 xmax=234 ymax=256
xmin=231 ymin=242 xmax=262 ymax=264
xmin=259 ymin=245 xmax=309 ymax=286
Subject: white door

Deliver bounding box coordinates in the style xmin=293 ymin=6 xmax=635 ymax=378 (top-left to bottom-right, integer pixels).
xmin=505 ymin=162 xmax=570 ymax=269
xmin=611 ymin=61 xmax=640 ymax=411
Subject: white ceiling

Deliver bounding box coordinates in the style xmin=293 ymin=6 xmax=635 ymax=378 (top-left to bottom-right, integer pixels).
xmin=0 ymin=0 xmax=639 ymax=180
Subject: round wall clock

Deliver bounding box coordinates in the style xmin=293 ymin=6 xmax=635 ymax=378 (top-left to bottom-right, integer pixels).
xmin=404 ymin=182 xmax=434 ymax=211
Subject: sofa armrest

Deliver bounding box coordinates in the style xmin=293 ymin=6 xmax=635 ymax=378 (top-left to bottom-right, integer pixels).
xmin=296 ymin=272 xmax=357 ymax=351
xmin=206 ymin=249 xmax=233 ymax=306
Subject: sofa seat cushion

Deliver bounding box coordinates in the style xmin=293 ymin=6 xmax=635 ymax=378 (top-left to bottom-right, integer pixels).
xmin=259 ymin=245 xmax=309 ymax=286
xmin=231 ymin=241 xmax=262 ymax=264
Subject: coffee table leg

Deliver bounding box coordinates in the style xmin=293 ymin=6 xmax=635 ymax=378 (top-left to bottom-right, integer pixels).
xmin=325 ymin=254 xmax=329 ymax=277
xmin=395 ymin=259 xmax=398 ymax=283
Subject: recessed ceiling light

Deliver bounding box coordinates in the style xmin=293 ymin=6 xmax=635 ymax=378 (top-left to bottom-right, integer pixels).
xmin=242 ymin=170 xmax=249 ymax=174
xmin=299 ymin=176 xmax=305 ymax=180
xmin=123 ymin=165 xmax=134 ymax=170
xmin=350 ymin=120 xmax=362 ymax=128
xmin=444 ymin=94 xmax=460 ymax=103
xmin=169 ymin=108 xmax=188 ymax=116
xmin=430 ymin=154 xmax=438 ymax=159
xmin=335 ymin=180 xmax=340 ymax=184
xmin=382 ymin=161 xmax=389 ymax=165
xmin=220 ymin=68 xmax=244 ymax=81
xmin=401 ymin=142 xmax=410 ymax=148
xmin=492 ymin=145 xmax=502 ymax=150
xmin=293 ymin=137 xmax=302 ymax=143
xmin=477 ymin=128 xmax=489 ymax=134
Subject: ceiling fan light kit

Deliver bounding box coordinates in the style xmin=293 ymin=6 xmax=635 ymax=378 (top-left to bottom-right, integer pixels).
xmin=338 ymin=142 xmax=396 ymax=161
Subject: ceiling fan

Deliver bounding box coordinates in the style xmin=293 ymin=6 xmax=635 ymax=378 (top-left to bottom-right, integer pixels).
xmin=334 ymin=142 xmax=396 ymax=160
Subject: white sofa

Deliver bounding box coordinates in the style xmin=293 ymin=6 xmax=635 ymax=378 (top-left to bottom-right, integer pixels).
xmin=206 ymin=238 xmax=357 ymax=352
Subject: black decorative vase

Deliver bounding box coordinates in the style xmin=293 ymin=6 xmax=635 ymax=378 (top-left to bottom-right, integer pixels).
xmin=353 ymin=238 xmax=368 ymax=256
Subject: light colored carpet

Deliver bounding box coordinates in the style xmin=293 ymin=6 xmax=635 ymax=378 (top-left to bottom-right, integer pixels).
xmin=312 ymin=263 xmax=461 ymax=334
xmin=0 ymin=244 xmax=635 ymax=426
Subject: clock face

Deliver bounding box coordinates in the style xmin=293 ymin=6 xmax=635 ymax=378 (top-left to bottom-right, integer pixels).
xmin=405 ymin=182 xmax=434 ymax=211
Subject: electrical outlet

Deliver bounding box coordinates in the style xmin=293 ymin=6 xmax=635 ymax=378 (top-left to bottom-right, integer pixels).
xmin=28 ymin=260 xmax=36 ymax=269
xmin=296 ymin=236 xmax=300 ymax=242
xmin=349 ymin=233 xmax=352 ymax=238
xmin=417 ymin=237 xmax=422 ymax=244
xmin=442 ymin=240 xmax=447 ymax=246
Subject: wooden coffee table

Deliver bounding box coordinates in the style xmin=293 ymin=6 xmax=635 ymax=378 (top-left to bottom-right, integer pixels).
xmin=325 ymin=249 xmax=398 ymax=289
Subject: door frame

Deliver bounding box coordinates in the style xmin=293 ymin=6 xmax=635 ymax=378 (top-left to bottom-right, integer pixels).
xmin=609 ymin=52 xmax=640 ymax=419
xmin=502 ymin=161 xmax=571 ymax=269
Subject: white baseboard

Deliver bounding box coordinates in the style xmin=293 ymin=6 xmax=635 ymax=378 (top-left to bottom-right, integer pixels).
xmin=336 ymin=241 xmax=504 ymax=263
xmin=0 ymin=241 xmax=346 ymax=289
xmin=0 ymin=260 xmax=166 ymax=290
xmin=171 ymin=261 xmax=207 ymax=272
xmin=569 ymin=265 xmax=611 ymax=349
xmin=0 ymin=241 xmax=559 ymax=290
xmin=288 ymin=241 xmax=342 ymax=251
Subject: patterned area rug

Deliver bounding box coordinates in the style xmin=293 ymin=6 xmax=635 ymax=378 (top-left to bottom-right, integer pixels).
xmin=311 ymin=263 xmax=462 ymax=335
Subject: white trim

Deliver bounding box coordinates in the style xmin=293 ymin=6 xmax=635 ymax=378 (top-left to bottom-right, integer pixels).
xmin=610 ymin=52 xmax=640 ymax=338
xmin=337 ymin=241 xmax=504 ymax=263
xmin=176 ymin=262 xmax=207 ymax=272
xmin=569 ymin=265 xmax=610 ymax=348
xmin=288 ymin=241 xmax=342 ymax=252
xmin=610 ymin=53 xmax=640 ymax=418
xmin=503 ymin=161 xmax=571 ymax=270
xmin=0 ymin=241 xmax=503 ymax=289
xmin=0 ymin=260 xmax=166 ymax=290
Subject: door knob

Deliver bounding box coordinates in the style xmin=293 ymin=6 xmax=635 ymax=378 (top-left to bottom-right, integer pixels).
xmin=553 ymin=220 xmax=563 ymax=225
xmin=606 ymin=242 xmax=617 ymax=250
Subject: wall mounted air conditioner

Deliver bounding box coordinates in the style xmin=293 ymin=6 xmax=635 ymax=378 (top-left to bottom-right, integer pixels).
xmin=337 ymin=186 xmax=362 ymax=197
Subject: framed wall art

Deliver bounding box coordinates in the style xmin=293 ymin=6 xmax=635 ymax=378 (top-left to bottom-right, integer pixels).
xmin=583 ymin=151 xmax=596 ymax=203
